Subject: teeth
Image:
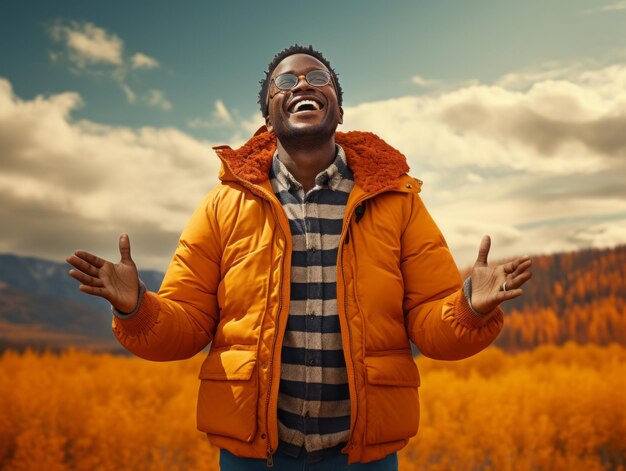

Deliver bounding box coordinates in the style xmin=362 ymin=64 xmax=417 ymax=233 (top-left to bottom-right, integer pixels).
xmin=293 ymin=99 xmax=321 ymax=112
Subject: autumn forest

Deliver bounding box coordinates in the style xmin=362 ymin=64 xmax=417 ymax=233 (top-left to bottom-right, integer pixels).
xmin=1 ymin=245 xmax=625 ymax=470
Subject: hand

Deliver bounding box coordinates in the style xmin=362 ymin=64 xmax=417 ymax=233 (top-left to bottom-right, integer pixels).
xmin=66 ymin=234 xmax=139 ymax=313
xmin=469 ymin=235 xmax=532 ymax=314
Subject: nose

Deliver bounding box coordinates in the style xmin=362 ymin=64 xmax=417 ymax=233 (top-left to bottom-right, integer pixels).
xmin=291 ymin=74 xmax=314 ymax=92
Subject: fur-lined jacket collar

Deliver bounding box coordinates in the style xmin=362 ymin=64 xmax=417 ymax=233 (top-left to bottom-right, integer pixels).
xmin=213 ymin=126 xmax=420 ymax=194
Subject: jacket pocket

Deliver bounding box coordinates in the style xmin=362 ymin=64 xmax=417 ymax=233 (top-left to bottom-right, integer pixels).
xmin=364 ymin=352 xmax=420 ymax=445
xmin=196 ymin=348 xmax=258 ymax=443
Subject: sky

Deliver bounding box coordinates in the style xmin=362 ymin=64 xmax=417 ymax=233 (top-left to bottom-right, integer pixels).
xmin=1 ymin=0 xmax=626 ymax=271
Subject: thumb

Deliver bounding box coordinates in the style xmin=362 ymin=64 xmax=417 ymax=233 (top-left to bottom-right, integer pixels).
xmin=119 ymin=233 xmax=133 ymax=263
xmin=474 ymin=235 xmax=491 ymax=267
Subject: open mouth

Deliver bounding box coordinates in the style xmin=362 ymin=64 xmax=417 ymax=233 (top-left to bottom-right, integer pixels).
xmin=289 ymin=98 xmax=324 ymax=113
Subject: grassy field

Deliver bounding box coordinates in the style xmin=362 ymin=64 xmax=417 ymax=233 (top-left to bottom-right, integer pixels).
xmin=1 ymin=343 xmax=625 ymax=470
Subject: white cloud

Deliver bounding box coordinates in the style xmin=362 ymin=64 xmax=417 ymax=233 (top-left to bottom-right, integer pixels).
xmin=4 ymin=55 xmax=626 ymax=271
xmin=438 ymin=219 xmax=525 ymax=265
xmin=583 ymin=1 xmax=626 ymax=13
xmin=187 ymin=105 xmax=262 ymax=141
xmin=237 ymin=111 xmax=264 ymax=137
xmin=187 ymin=117 xmax=212 ymax=129
xmin=144 ymin=89 xmax=172 ymax=111
xmin=121 ymin=83 xmax=137 ymax=103
xmin=344 ymin=63 xmax=626 ymax=175
xmin=602 ymin=1 xmax=626 ymax=10
xmin=341 ymin=60 xmax=626 ymax=266
xmin=466 ymin=172 xmax=484 ymax=183
xmin=572 ymin=219 xmax=626 ymax=248
xmin=49 ymin=21 xmax=123 ymax=67
xmin=0 ymin=78 xmax=218 ymax=270
xmin=411 ymin=74 xmax=439 ymax=88
xmin=131 ymin=52 xmax=159 ymax=69
xmin=48 ymin=20 xmax=163 ymax=106
xmin=213 ymin=100 xmax=233 ymax=124
xmin=495 ymin=64 xmax=584 ymax=90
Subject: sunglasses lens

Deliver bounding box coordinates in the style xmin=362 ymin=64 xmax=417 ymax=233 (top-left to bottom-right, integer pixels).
xmin=273 ymin=70 xmax=331 ymax=91
xmin=307 ymin=70 xmax=331 ymax=87
xmin=274 ymin=74 xmax=299 ymax=90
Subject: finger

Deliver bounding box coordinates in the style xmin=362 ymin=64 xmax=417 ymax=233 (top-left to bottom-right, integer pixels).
xmin=498 ymin=288 xmax=523 ymax=302
xmin=475 ymin=235 xmax=491 ymax=267
xmin=507 ymin=271 xmax=532 ymax=289
xmin=78 ymin=284 xmax=109 ymax=298
xmin=66 ymin=255 xmax=100 ymax=277
xmin=73 ymin=250 xmax=106 ymax=269
xmin=69 ymin=269 xmax=105 ymax=287
xmin=504 ymin=257 xmax=532 ymax=276
xmin=510 ymin=259 xmax=532 ymax=278
xmin=119 ymin=233 xmax=132 ymax=263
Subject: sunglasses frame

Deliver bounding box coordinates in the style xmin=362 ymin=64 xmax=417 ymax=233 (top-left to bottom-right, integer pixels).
xmin=265 ymin=69 xmax=337 ymax=110
xmin=272 ymin=70 xmax=332 ymax=91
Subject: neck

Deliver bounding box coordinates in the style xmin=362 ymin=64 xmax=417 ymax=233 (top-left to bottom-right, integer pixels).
xmin=276 ymin=136 xmax=336 ymax=192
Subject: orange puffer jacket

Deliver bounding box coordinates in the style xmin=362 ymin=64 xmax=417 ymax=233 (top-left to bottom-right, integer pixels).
xmin=112 ymin=127 xmax=503 ymax=465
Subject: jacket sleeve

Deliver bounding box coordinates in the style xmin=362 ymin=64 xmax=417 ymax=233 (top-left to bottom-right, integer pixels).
xmin=401 ymin=192 xmax=503 ymax=361
xmin=111 ymin=190 xmax=222 ymax=361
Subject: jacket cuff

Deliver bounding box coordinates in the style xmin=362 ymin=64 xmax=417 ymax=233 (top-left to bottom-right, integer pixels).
xmin=455 ymin=278 xmax=503 ymax=329
xmin=463 ymin=277 xmax=488 ymax=316
xmin=112 ymin=279 xmax=146 ymax=318
xmin=111 ymin=290 xmax=160 ymax=337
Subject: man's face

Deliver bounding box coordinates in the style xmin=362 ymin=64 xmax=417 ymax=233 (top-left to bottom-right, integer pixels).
xmin=265 ymin=54 xmax=343 ymax=141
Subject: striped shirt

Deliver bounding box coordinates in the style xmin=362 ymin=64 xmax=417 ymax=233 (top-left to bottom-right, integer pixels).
xmin=269 ymin=145 xmax=354 ymax=456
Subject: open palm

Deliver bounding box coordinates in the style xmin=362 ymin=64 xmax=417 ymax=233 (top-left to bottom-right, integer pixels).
xmin=470 ymin=235 xmax=532 ymax=314
xmin=66 ymin=234 xmax=139 ymax=313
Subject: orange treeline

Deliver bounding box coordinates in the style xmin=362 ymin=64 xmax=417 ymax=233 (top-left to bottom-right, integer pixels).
xmin=1 ymin=344 xmax=625 ymax=470
xmin=461 ymin=245 xmax=626 ymax=351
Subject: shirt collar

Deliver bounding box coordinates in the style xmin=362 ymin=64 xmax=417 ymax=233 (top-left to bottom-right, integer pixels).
xmin=271 ymin=145 xmax=352 ymax=192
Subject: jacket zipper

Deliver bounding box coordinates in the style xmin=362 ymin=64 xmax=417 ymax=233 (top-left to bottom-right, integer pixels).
xmin=340 ymin=189 xmax=398 ymax=451
xmin=264 ymin=201 xmax=287 ymax=467
xmin=215 ymin=156 xmax=287 ymax=467
xmin=339 ymin=196 xmax=369 ymax=450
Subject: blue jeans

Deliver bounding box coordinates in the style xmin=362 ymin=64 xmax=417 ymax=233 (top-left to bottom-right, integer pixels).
xmin=219 ymin=449 xmax=398 ymax=470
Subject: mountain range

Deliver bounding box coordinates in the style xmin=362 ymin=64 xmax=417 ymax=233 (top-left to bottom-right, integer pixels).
xmin=0 ymin=254 xmax=163 ymax=353
xmin=1 ymin=245 xmax=625 ymax=353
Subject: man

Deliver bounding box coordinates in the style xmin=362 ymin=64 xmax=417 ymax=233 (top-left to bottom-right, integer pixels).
xmin=67 ymin=45 xmax=532 ymax=470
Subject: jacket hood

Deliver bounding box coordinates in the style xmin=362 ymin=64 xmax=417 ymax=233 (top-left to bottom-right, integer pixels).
xmin=213 ymin=126 xmax=415 ymax=194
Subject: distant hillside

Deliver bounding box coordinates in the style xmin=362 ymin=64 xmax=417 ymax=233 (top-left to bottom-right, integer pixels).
xmin=0 ymin=254 xmax=164 ymax=353
xmin=486 ymin=245 xmax=626 ymax=351
xmin=1 ymin=246 xmax=625 ymax=353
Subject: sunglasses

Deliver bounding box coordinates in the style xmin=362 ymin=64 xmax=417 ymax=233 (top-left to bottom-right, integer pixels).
xmin=271 ymin=70 xmax=333 ymax=91
xmin=266 ymin=70 xmax=335 ymax=107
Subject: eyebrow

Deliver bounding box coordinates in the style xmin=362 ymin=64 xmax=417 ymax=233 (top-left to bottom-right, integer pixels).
xmin=275 ymin=67 xmax=329 ymax=76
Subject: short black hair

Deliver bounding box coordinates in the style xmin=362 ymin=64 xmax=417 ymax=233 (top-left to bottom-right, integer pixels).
xmin=258 ymin=44 xmax=343 ymax=118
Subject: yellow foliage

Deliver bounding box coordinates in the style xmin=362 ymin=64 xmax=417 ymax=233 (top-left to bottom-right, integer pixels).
xmin=0 ymin=348 xmax=215 ymax=471
xmin=1 ymin=344 xmax=625 ymax=470
xmin=403 ymin=343 xmax=626 ymax=471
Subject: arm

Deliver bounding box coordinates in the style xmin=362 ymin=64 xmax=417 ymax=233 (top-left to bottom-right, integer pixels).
xmin=111 ymin=192 xmax=222 ymax=361
xmin=67 ymin=190 xmax=223 ymax=362
xmin=401 ymin=193 xmax=504 ymax=361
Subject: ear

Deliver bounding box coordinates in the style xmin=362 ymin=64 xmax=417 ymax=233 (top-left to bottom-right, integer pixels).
xmin=338 ymin=106 xmax=344 ymax=125
xmin=265 ymin=114 xmax=273 ymax=133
